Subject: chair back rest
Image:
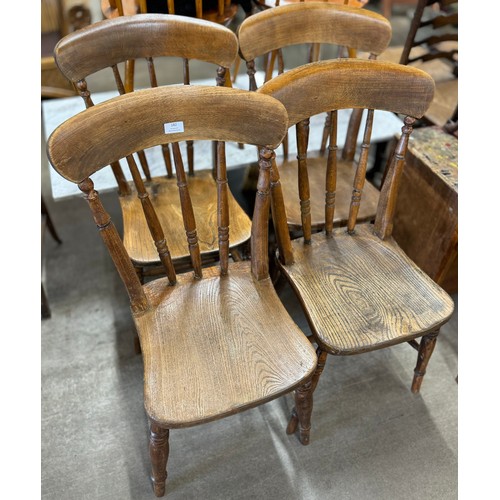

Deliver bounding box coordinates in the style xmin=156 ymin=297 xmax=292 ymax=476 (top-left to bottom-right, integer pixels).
xmin=54 ymin=14 xmax=239 ymax=189
xmin=46 ymin=85 xmax=288 ymax=310
xmin=55 ymin=14 xmax=237 ymax=80
xmin=257 ymin=59 xmax=434 ymax=257
xmin=238 ymin=3 xmax=391 ymax=74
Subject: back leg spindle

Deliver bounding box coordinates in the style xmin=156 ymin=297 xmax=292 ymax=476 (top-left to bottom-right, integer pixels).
xmin=296 ymin=118 xmax=312 ymax=243
xmin=347 ymin=109 xmax=374 ymax=233
xmin=324 ymin=110 xmax=338 ymax=237
xmin=112 ymin=63 xmax=152 ymax=181
xmin=146 ymin=56 xmax=174 ymax=178
xmin=172 ymin=143 xmax=203 ymax=278
xmin=216 ymin=141 xmax=230 ymax=276
xmin=125 ymin=155 xmax=177 ymax=285
xmin=411 ymin=330 xmax=440 ymax=393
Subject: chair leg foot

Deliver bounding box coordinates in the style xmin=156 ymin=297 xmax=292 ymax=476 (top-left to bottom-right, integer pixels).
xmin=149 ymin=421 xmax=169 ymax=497
xmin=411 ymin=330 xmax=439 ymax=393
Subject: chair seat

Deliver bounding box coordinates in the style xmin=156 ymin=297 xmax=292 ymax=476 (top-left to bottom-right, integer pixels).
xmin=135 ymin=261 xmax=317 ymax=427
xmin=278 ymin=154 xmax=380 ymax=232
xmin=120 ymin=170 xmax=252 ymax=266
xmin=277 ymin=224 xmax=454 ymax=355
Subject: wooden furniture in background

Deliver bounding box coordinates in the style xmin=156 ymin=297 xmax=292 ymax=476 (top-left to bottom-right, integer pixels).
xmin=391 ymin=126 xmax=458 ymax=294
xmin=41 ymin=0 xmax=91 ymax=98
xmin=47 ymin=84 xmax=317 ymax=497
xmin=41 ymin=196 xmax=62 ymax=319
xmin=238 ymin=2 xmax=392 ymax=235
xmin=54 ymin=14 xmax=252 ymax=281
xmin=258 ymin=59 xmax=455 ymax=444
xmin=378 ymin=0 xmax=458 ymax=129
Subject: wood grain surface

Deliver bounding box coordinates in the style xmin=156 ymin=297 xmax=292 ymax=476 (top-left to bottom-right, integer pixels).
xmin=47 ymin=85 xmax=289 ymax=184
xmin=238 ymin=3 xmax=391 ymax=62
xmin=278 ymin=224 xmax=454 ymax=355
xmin=258 ymin=59 xmax=435 ymax=125
xmin=136 ymin=262 xmax=317 ymax=428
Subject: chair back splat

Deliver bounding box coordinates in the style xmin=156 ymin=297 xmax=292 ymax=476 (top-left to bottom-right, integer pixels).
xmin=257 ymin=60 xmax=454 ymax=447
xmin=54 ymin=14 xmax=253 ymax=280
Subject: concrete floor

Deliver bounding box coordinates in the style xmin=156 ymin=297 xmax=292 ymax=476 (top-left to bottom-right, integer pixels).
xmin=40 ymin=2 xmax=458 ymax=499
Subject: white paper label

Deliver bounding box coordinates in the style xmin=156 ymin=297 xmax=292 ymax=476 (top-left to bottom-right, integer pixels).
xmin=164 ymin=121 xmax=184 ymax=134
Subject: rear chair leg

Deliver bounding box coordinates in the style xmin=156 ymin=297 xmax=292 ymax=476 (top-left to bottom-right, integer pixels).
xmin=411 ymin=330 xmax=439 ymax=393
xmin=149 ymin=421 xmax=170 ymax=497
xmin=287 ymin=347 xmax=328 ymax=445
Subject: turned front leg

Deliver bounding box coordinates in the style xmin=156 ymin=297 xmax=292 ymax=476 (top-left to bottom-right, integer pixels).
xmin=287 ymin=347 xmax=328 ymax=440
xmin=149 ymin=421 xmax=170 ymax=497
xmin=412 ymin=330 xmax=439 ymax=393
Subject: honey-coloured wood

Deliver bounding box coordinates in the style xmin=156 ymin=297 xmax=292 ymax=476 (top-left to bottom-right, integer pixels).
xmin=238 ymin=3 xmax=393 ymax=234
xmin=111 ymin=0 xmax=237 ymax=91
xmin=263 ymin=60 xmax=453 ymax=445
xmin=47 ymin=85 xmax=317 ymax=496
xmin=53 ymin=14 xmax=252 ymax=279
xmin=238 ymin=3 xmax=391 ymax=63
xmin=149 ymin=423 xmax=169 ymax=497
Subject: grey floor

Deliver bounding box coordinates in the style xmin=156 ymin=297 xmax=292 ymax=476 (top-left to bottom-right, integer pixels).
xmin=41 ymin=3 xmax=458 ymax=499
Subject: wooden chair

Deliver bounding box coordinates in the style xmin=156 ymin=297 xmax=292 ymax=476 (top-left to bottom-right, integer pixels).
xmin=238 ymin=2 xmax=392 ymax=235
xmin=257 ymin=59 xmax=455 ymax=444
xmin=378 ymin=0 xmax=458 ymax=129
xmin=46 ymin=84 xmax=317 ymax=497
xmin=54 ymin=14 xmax=253 ymax=281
